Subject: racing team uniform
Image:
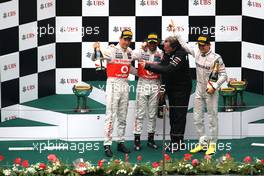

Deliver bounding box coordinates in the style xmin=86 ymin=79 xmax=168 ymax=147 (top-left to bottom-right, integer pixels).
xmin=175 ymin=34 xmax=227 ymax=145
xmin=100 ymin=44 xmax=133 ymax=146
xmin=132 ymin=48 xmax=163 ymax=136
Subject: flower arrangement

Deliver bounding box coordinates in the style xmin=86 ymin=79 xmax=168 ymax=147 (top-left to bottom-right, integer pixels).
xmin=0 ymin=153 xmax=263 ymax=175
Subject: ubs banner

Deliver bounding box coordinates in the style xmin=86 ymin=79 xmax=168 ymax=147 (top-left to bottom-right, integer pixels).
xmin=0 ymin=0 xmax=263 ymax=112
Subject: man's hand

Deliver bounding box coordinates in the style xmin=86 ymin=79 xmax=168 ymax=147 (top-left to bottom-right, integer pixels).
xmin=206 ymin=83 xmax=216 ymax=94
xmin=141 ymin=42 xmax=148 ymax=52
xmin=93 ymin=42 xmax=100 ymax=50
xmin=139 ymin=59 xmax=146 ymax=68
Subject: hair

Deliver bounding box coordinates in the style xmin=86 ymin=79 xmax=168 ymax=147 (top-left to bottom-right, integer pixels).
xmin=165 ymin=36 xmax=181 ymax=49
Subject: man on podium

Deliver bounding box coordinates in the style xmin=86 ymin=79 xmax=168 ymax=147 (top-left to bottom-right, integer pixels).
xmin=92 ymin=29 xmax=134 ymax=157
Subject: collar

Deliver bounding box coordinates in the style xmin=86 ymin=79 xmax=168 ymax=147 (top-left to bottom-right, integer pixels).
xmin=201 ymin=49 xmax=212 ymax=57
xmin=116 ymin=43 xmax=128 ymax=52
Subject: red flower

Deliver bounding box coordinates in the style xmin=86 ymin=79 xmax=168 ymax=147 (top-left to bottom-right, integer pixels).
xmin=261 ymin=159 xmax=264 ymax=165
xmin=192 ymin=159 xmax=199 ymax=166
xmin=225 ymin=153 xmax=231 ymax=160
xmin=184 ymin=153 xmax=192 ymax=161
xmin=164 ymin=154 xmax=171 ymax=161
xmin=98 ymin=160 xmax=104 ymax=168
xmin=0 ymin=155 xmax=4 ymax=161
xmin=204 ymin=155 xmax=211 ymax=160
xmin=78 ymin=171 xmax=86 ymax=175
xmin=39 ymin=163 xmax=46 ymax=170
xmin=244 ymin=156 xmax=252 ymax=163
xmin=137 ymin=155 xmax=142 ymax=162
xmin=47 ymin=154 xmax=57 ymax=162
xmin=152 ymin=162 xmax=160 ymax=168
xmin=78 ymin=162 xmax=86 ymax=167
xmin=14 ymin=157 xmax=22 ymax=165
xmin=22 ymin=160 xmax=29 ymax=168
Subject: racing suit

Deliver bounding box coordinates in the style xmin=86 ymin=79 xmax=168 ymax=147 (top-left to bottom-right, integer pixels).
xmin=175 ymin=34 xmax=228 ymax=143
xmin=132 ymin=48 xmax=163 ymax=135
xmin=99 ymin=44 xmax=133 ymax=146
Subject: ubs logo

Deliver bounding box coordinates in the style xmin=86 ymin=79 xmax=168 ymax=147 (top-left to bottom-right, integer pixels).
xmin=22 ymin=85 xmax=35 ymax=93
xmin=3 ymin=11 xmax=16 ymax=18
xmin=247 ymin=52 xmax=262 ymax=60
xmin=87 ymin=0 xmax=105 ymax=6
xmin=41 ymin=54 xmax=54 ymax=62
xmin=219 ymin=25 xmax=238 ymax=32
xmin=247 ymin=0 xmax=262 ymax=8
xmin=3 ymin=63 xmax=16 ymax=71
xmin=60 ymin=26 xmax=79 ymax=33
xmin=193 ymin=0 xmax=212 ymax=6
xmin=113 ymin=27 xmax=131 ymax=33
xmin=40 ymin=1 xmax=53 ymax=10
xmin=140 ymin=0 xmax=159 ymax=6
xmin=60 ymin=78 xmax=78 ymax=84
xmin=22 ymin=33 xmax=35 ymax=40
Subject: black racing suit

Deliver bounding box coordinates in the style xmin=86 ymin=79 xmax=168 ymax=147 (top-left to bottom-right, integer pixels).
xmin=144 ymin=48 xmax=192 ymax=144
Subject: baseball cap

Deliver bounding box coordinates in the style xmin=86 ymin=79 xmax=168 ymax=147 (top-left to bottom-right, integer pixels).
xmin=147 ymin=33 xmax=158 ymax=43
xmin=120 ymin=29 xmax=133 ymax=39
xmin=197 ymin=35 xmax=210 ymax=45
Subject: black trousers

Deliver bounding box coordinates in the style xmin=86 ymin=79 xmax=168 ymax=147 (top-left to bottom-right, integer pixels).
xmin=167 ymin=84 xmax=192 ymax=143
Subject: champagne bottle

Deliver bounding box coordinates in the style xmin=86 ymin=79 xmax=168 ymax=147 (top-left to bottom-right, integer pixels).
xmin=207 ymin=60 xmax=219 ymax=91
xmin=94 ymin=47 xmax=105 ymax=71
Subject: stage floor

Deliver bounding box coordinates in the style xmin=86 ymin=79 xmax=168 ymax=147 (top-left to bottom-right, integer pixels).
xmin=0 ymin=138 xmax=264 ymax=166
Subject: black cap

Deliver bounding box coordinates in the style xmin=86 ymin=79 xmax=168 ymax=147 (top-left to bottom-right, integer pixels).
xmin=197 ymin=35 xmax=210 ymax=45
xmin=120 ymin=29 xmax=133 ymax=39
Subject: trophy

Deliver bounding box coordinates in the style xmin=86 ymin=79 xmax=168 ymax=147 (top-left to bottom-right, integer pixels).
xmin=229 ymin=80 xmax=247 ymax=107
xmin=72 ymin=84 xmax=93 ymax=113
xmin=220 ymin=87 xmax=236 ymax=112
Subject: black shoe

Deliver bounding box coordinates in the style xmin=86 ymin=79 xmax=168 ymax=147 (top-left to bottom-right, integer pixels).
xmin=117 ymin=142 xmax=131 ymax=153
xmin=134 ymin=134 xmax=141 ymax=151
xmin=147 ymin=133 xmax=158 ymax=149
xmin=104 ymin=145 xmax=113 ymax=157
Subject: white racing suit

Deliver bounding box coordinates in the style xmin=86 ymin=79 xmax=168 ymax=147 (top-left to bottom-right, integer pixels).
xmin=132 ymin=48 xmax=163 ymax=135
xmin=175 ymin=34 xmax=227 ymax=144
xmin=99 ymin=44 xmax=133 ymax=146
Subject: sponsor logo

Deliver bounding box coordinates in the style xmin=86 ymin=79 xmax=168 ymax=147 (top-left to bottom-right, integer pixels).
xmin=22 ymin=85 xmax=36 ymax=93
xmin=41 ymin=54 xmax=54 ymax=62
xmin=3 ymin=63 xmax=16 ymax=71
xmin=60 ymin=78 xmax=78 ymax=84
xmin=113 ymin=26 xmax=131 ymax=33
xmin=247 ymin=0 xmax=262 ymax=8
xmin=247 ymin=52 xmax=262 ymax=60
xmin=140 ymin=0 xmax=159 ymax=6
xmin=219 ymin=25 xmax=239 ymax=32
xmin=2 ymin=10 xmax=16 ymax=18
xmin=87 ymin=0 xmax=105 ymax=6
xmin=40 ymin=1 xmax=53 ymax=10
xmin=193 ymin=0 xmax=212 ymax=6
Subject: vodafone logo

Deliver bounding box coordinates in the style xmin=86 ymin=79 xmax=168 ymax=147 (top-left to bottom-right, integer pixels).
xmin=121 ymin=66 xmax=129 ymax=74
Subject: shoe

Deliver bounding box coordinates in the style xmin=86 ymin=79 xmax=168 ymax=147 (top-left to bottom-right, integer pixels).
xmin=147 ymin=133 xmax=158 ymax=149
xmin=104 ymin=145 xmax=113 ymax=157
xmin=190 ymin=144 xmax=204 ymax=154
xmin=134 ymin=134 xmax=141 ymax=151
xmin=117 ymin=142 xmax=131 ymax=153
xmin=205 ymin=143 xmax=216 ymax=155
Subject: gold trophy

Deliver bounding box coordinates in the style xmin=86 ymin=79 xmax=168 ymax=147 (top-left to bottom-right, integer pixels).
xmin=229 ymin=80 xmax=247 ymax=107
xmin=72 ymin=84 xmax=93 ymax=113
xmin=220 ymin=87 xmax=236 ymax=112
